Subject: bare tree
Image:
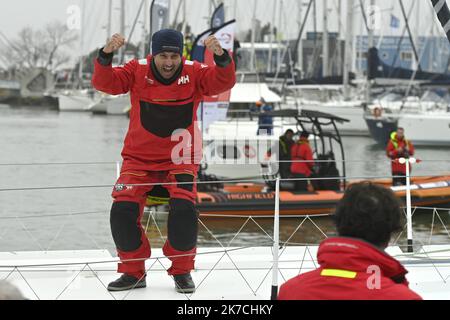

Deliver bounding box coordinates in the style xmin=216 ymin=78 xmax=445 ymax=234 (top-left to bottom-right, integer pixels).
xmin=43 ymin=21 xmax=78 ymax=70
xmin=0 ymin=21 xmax=77 ymax=72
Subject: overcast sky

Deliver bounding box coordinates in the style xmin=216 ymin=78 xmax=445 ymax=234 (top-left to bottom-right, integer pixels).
xmin=0 ymin=0 xmax=447 ymax=68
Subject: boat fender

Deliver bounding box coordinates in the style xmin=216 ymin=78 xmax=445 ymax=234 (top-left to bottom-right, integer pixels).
xmin=168 ymin=198 xmax=198 ymax=251
xmin=110 ymin=201 xmax=142 ymax=252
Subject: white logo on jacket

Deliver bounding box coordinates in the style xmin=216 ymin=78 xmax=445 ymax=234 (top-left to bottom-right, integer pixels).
xmin=178 ymin=75 xmax=190 ymax=85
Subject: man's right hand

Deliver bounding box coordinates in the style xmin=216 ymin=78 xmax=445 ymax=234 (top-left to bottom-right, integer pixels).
xmin=103 ymin=34 xmax=125 ymax=54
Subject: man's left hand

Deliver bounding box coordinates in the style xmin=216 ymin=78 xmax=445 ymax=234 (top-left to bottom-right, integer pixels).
xmin=204 ymin=35 xmax=224 ymax=56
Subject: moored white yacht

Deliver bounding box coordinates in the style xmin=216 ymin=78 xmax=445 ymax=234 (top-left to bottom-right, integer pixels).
xmin=203 ymin=79 xmax=295 ymax=179
xmin=58 ymin=89 xmax=99 ymax=112
xmin=88 ymin=94 xmax=130 ymax=115
xmin=364 ymin=89 xmax=450 ymax=146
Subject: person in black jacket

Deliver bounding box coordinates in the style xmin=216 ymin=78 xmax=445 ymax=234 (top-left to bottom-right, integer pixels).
xmin=278 ymin=129 xmax=295 ymax=178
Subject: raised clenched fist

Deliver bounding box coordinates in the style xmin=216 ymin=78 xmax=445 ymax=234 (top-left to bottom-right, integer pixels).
xmin=103 ymin=34 xmax=125 ymax=54
xmin=204 ymin=35 xmax=224 ymax=56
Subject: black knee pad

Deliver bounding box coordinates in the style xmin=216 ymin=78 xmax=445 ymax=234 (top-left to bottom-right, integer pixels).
xmin=110 ymin=201 xmax=142 ymax=252
xmin=168 ymin=198 xmax=198 ymax=251
xmin=174 ymin=174 xmax=195 ymax=192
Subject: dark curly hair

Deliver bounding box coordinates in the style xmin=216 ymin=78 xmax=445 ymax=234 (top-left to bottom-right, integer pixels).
xmin=334 ymin=182 xmax=403 ymax=247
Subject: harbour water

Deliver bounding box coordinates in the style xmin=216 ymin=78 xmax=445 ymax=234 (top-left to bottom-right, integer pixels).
xmin=0 ymin=105 xmax=449 ymax=253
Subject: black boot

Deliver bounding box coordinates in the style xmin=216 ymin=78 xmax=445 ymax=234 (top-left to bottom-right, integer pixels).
xmin=173 ymin=273 xmax=196 ymax=294
xmin=107 ymin=274 xmax=146 ymax=291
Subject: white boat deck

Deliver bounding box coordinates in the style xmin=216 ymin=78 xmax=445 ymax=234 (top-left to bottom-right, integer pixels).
xmin=1 ymin=245 xmax=450 ymax=300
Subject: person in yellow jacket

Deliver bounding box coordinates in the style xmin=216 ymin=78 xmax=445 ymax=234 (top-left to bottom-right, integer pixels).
xmin=386 ymin=128 xmax=415 ymax=186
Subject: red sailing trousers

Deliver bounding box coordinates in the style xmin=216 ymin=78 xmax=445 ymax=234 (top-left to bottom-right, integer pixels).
xmin=111 ymin=166 xmax=198 ymax=279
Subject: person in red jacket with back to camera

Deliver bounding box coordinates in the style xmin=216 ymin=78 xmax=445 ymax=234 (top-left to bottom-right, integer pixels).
xmin=278 ymin=182 xmax=422 ymax=300
xmin=92 ymin=30 xmax=236 ymax=293
xmin=290 ymin=131 xmax=314 ymax=191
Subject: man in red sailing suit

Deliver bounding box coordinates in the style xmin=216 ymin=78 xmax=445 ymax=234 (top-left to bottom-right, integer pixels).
xmin=386 ymin=127 xmax=415 ymax=186
xmin=278 ymin=182 xmax=422 ymax=300
xmin=290 ymin=131 xmax=314 ymax=191
xmin=92 ymin=30 xmax=236 ymax=292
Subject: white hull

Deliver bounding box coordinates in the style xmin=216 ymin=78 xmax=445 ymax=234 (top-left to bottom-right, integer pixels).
xmin=303 ymin=102 xmax=368 ymax=136
xmin=58 ymin=93 xmax=96 ymax=112
xmin=204 ymin=163 xmax=264 ymax=179
xmin=206 ymin=120 xmax=297 ymax=138
xmin=2 ymin=245 xmax=450 ymax=300
xmin=89 ymin=95 xmax=130 ymax=115
xmin=203 ymin=133 xmax=283 ymax=179
xmin=398 ymin=113 xmax=450 ymax=146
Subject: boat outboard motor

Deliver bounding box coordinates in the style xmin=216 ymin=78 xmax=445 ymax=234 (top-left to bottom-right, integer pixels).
xmin=261 ymin=161 xmax=295 ymax=191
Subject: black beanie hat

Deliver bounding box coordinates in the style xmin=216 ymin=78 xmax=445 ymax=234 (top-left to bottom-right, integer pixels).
xmin=151 ymin=29 xmax=184 ymax=56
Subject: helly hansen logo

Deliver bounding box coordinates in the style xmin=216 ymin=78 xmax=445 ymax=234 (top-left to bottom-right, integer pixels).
xmin=178 ymin=75 xmax=190 ymax=85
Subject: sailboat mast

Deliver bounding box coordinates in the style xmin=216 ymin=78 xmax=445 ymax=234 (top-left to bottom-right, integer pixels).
xmin=367 ymin=1 xmax=374 ymax=48
xmin=337 ymin=0 xmax=342 ymax=71
xmin=293 ymin=0 xmax=313 ymax=70
xmin=250 ymin=0 xmax=257 ymax=72
xmin=322 ymin=0 xmax=329 ymax=77
xmin=343 ymin=0 xmax=354 ymax=100
xmin=415 ymin=0 xmax=421 ymax=69
xmin=209 ymin=0 xmax=213 ymax=27
xmin=267 ymin=0 xmax=277 ymax=73
xmin=298 ymin=0 xmax=303 ymax=76
xmin=78 ymin=0 xmax=85 ymax=88
xmin=107 ymin=0 xmax=112 ymax=43
xmin=119 ymin=0 xmax=125 ymax=63
xmin=366 ymin=0 xmax=375 ymax=103
xmin=141 ymin=0 xmax=149 ymax=57
xmin=399 ymin=0 xmax=422 ymax=71
xmin=183 ymin=0 xmax=186 ymax=32
xmin=278 ymin=0 xmax=284 ymax=72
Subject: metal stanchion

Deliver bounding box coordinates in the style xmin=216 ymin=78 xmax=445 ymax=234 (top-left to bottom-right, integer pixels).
xmin=399 ymin=157 xmax=416 ymax=252
xmin=271 ymin=176 xmax=280 ymax=300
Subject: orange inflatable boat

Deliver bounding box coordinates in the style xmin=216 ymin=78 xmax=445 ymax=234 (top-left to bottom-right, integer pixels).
xmin=194 ymin=175 xmax=450 ymax=217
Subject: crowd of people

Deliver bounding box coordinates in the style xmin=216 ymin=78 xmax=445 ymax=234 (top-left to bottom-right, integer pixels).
xmin=272 ymin=129 xmax=316 ymax=191
xmin=271 ymin=125 xmax=415 ymax=191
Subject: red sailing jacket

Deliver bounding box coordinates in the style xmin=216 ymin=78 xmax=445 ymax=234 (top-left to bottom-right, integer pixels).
xmin=278 ymin=237 xmax=422 ymax=300
xmin=386 ymin=132 xmax=415 ymax=174
xmin=92 ymin=52 xmax=236 ymax=173
xmin=290 ymin=139 xmax=314 ymax=176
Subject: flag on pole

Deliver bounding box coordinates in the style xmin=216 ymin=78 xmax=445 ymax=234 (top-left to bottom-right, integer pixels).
xmin=203 ymin=20 xmax=235 ymax=103
xmin=211 ymin=3 xmax=225 ymax=29
xmin=191 ymin=20 xmax=236 ymax=133
xmin=190 ymin=29 xmax=214 ymax=63
xmin=430 ymin=0 xmax=450 ymax=42
xmin=149 ymin=0 xmax=171 ymax=41
xmin=390 ymin=14 xmax=400 ymax=28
